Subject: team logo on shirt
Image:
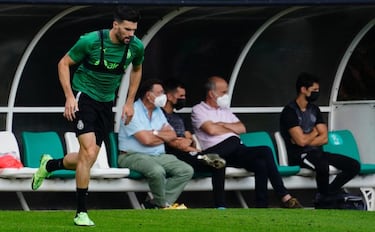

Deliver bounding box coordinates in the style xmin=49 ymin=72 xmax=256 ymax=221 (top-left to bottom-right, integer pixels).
xmin=77 ymin=120 xmax=84 ymax=130
xmin=94 ymin=50 xmax=132 ymax=70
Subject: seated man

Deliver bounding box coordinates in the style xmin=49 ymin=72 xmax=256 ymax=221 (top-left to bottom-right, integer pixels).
xmin=279 ymin=72 xmax=360 ymax=206
xmin=118 ymin=78 xmax=194 ymax=209
xmin=162 ymin=78 xmax=226 ymax=208
xmin=191 ymin=76 xmax=302 ymax=208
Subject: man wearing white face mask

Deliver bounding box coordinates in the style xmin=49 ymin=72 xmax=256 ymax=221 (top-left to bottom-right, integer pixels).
xmin=192 ymin=76 xmax=302 ymax=208
xmin=118 ymin=79 xmax=193 ymax=209
xmin=214 ymin=92 xmax=230 ymax=109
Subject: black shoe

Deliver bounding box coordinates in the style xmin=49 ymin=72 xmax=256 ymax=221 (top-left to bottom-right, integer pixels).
xmin=314 ymin=193 xmax=334 ymax=209
xmin=314 ymin=191 xmax=364 ymax=210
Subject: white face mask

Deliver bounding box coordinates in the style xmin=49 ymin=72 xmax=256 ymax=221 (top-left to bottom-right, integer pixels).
xmin=216 ymin=94 xmax=230 ymax=108
xmin=153 ymin=94 xmax=167 ymax=107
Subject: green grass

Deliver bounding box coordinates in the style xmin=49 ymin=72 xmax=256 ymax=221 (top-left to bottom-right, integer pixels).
xmin=0 ymin=208 xmax=374 ymax=231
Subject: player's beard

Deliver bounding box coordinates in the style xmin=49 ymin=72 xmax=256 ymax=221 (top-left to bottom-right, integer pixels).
xmin=116 ymin=32 xmax=130 ymax=45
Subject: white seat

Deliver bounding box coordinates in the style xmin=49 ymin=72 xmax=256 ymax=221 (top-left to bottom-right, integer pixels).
xmin=0 ymin=131 xmax=36 ymax=178
xmin=274 ymin=131 xmax=340 ymax=176
xmin=191 ymin=134 xmax=201 ymax=151
xmin=225 ymin=167 xmax=253 ymax=177
xmin=64 ymin=132 xmax=129 ymax=178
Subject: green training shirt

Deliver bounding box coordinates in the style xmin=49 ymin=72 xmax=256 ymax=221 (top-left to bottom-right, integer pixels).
xmin=68 ymin=29 xmax=144 ymax=102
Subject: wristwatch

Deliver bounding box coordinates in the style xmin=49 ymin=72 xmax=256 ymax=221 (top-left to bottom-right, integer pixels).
xmin=152 ymin=130 xmax=159 ymax=136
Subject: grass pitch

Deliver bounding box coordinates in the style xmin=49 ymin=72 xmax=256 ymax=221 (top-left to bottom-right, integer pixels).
xmin=0 ymin=208 xmax=373 ymax=231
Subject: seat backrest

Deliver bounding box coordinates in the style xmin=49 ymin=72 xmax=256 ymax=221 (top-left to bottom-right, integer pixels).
xmin=0 ymin=131 xmax=21 ymax=160
xmin=22 ymin=131 xmax=76 ymax=178
xmin=274 ymin=131 xmax=289 ymax=166
xmin=192 ymin=134 xmax=202 ymax=151
xmin=108 ymin=132 xmax=119 ymax=168
xmin=108 ymin=132 xmax=145 ymax=179
xmin=22 ymin=131 xmax=65 ymax=168
xmin=239 ymin=131 xmax=278 ymax=164
xmin=323 ymin=129 xmax=361 ymax=162
xmin=64 ymin=132 xmax=109 ymax=169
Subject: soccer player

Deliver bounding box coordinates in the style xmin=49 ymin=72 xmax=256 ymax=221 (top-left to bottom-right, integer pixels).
xmin=31 ymin=6 xmax=144 ymax=226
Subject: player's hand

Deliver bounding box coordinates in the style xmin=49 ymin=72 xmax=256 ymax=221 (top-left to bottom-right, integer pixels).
xmin=63 ymin=96 xmax=78 ymax=121
xmin=122 ymin=102 xmax=134 ymax=125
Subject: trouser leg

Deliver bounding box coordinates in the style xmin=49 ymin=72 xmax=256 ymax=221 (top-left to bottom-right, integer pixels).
xmin=169 ymin=148 xmax=226 ymax=207
xmin=119 ymin=153 xmax=168 ymax=207
xmin=304 ymin=151 xmax=330 ymax=195
xmin=211 ymin=168 xmax=226 ymax=207
xmin=326 ymin=152 xmax=360 ymax=194
xmin=253 ymin=146 xmax=289 ymax=198
xmin=158 ymin=154 xmax=194 ymax=205
xmin=205 ymin=137 xmax=277 ymax=207
xmin=236 ymin=145 xmax=288 ymax=207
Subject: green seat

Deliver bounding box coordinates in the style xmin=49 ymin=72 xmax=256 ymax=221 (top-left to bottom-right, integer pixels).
xmin=239 ymin=131 xmax=300 ymax=176
xmin=108 ymin=132 xmax=119 ymax=168
xmin=22 ymin=131 xmax=75 ymax=178
xmin=108 ymin=132 xmax=144 ymax=179
xmin=323 ymin=130 xmax=375 ymax=174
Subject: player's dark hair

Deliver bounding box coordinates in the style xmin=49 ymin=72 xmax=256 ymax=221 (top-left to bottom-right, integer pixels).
xmin=114 ymin=6 xmax=141 ymax=23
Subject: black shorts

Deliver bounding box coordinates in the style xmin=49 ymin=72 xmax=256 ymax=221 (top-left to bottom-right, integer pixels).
xmin=72 ymin=91 xmax=113 ymax=146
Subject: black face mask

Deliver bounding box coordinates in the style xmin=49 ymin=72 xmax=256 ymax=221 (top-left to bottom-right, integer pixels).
xmin=306 ymin=91 xmax=319 ymax=102
xmin=173 ymin=98 xmax=186 ymax=110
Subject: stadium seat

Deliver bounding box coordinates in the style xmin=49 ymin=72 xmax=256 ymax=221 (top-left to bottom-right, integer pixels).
xmin=64 ymin=132 xmax=128 ymax=178
xmin=22 ymin=131 xmax=75 ymax=178
xmin=240 ymin=131 xmax=300 ymax=176
xmin=108 ymin=132 xmax=119 ymax=168
xmin=323 ymin=130 xmax=375 ymax=174
xmin=0 ymin=131 xmax=36 ymax=178
xmin=0 ymin=131 xmax=37 ymax=210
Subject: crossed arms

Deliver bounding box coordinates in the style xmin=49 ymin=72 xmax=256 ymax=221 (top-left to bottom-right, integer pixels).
xmin=288 ymin=123 xmax=328 ymax=147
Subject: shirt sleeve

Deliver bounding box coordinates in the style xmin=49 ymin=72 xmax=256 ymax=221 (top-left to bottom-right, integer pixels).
xmin=155 ymin=108 xmax=169 ymax=130
xmin=125 ymin=106 xmax=168 ymax=136
xmin=226 ymin=108 xmax=240 ymax=123
xmin=131 ymin=37 xmax=145 ymax=67
xmin=67 ymin=32 xmax=96 ymax=63
xmin=314 ymin=105 xmax=325 ymax=125
xmin=280 ymin=106 xmax=300 ymax=130
xmin=191 ymin=104 xmax=208 ymax=129
xmin=124 ymin=117 xmax=141 ymax=137
xmin=123 ymin=104 xmax=145 ymax=136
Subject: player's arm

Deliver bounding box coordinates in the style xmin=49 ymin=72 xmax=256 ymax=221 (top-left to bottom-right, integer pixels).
xmin=58 ymin=54 xmax=77 ymax=121
xmin=123 ymin=64 xmax=142 ymax=124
